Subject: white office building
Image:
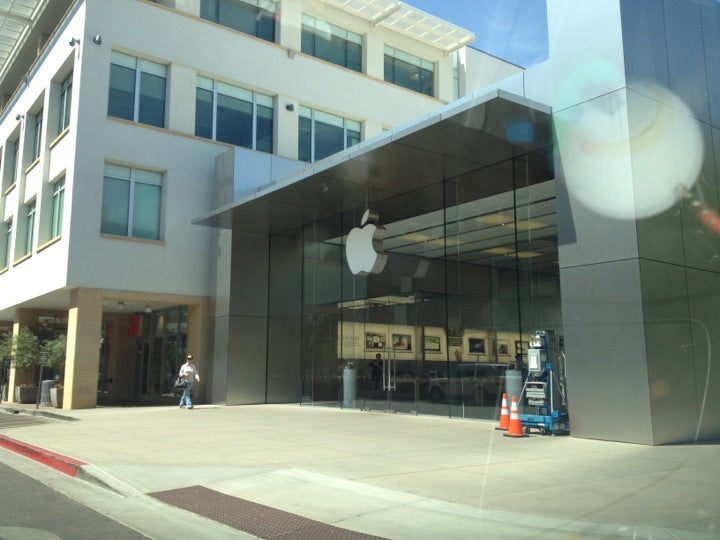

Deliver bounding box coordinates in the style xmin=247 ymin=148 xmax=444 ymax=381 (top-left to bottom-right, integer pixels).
xmin=1 ymin=0 xmax=719 ymax=446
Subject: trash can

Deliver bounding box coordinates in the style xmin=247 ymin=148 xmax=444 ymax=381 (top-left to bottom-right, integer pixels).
xmin=342 ymin=362 xmax=356 ymax=408
xmin=505 ymin=366 xmax=523 ymax=414
xmin=40 ymin=380 xmax=54 ymax=407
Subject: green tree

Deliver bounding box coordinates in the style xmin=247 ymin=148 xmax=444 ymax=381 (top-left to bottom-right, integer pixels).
xmin=0 ymin=327 xmax=40 ymax=370
xmin=42 ymin=334 xmax=67 ymax=374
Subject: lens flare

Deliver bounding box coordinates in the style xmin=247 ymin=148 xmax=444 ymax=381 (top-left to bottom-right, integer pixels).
xmin=556 ymin=81 xmax=703 ymax=220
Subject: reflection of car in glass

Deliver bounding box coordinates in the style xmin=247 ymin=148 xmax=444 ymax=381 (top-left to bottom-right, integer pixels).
xmin=426 ymin=363 xmax=513 ymax=404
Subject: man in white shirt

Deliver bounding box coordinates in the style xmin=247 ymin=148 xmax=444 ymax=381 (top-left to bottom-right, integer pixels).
xmin=178 ymin=354 xmax=200 ymax=409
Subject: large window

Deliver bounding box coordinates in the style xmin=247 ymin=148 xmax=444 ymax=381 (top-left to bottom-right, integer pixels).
xmin=384 ymin=46 xmax=434 ymax=96
xmin=1 ymin=220 xmax=10 ymax=268
xmin=51 ymin=176 xmax=65 ymax=239
xmin=108 ymin=52 xmax=166 ymax=128
xmin=24 ymin=202 xmax=35 ymax=256
xmin=101 ymin=164 xmax=162 ymax=240
xmin=9 ymin=141 xmax=18 ymax=186
xmin=195 ymin=77 xmax=274 ymax=152
xmin=200 ymin=0 xmax=276 ymax=42
xmin=301 ymin=15 xmax=361 ymax=71
xmin=59 ymin=72 xmax=73 ymax=132
xmin=31 ymin=109 xmax=43 ymax=163
xmin=298 ymin=107 xmax=360 ymax=162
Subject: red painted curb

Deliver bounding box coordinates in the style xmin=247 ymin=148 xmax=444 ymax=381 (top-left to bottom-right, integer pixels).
xmin=0 ymin=434 xmax=86 ymax=477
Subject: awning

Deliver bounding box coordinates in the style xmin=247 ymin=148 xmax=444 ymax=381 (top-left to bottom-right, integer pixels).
xmin=193 ymin=90 xmax=553 ymax=236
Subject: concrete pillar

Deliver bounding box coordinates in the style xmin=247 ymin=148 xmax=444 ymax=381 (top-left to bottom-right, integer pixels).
xmin=64 ymin=288 xmax=102 ymax=409
xmin=278 ymin=0 xmax=302 ymax=51
xmin=365 ymin=30 xmax=384 ymax=80
xmin=166 ymin=63 xmax=196 ymax=135
xmin=276 ymin=93 xmax=298 ymax=159
xmin=186 ymin=298 xmax=210 ymax=402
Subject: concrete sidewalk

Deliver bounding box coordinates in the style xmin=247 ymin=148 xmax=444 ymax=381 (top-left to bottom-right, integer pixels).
xmin=1 ymin=403 xmax=718 ymax=539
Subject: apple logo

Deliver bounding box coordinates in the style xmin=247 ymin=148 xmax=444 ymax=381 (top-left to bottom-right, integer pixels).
xmin=346 ymin=209 xmax=388 ymax=275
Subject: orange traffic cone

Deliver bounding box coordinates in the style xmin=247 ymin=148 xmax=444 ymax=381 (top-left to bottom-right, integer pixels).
xmin=495 ymin=393 xmax=509 ymax=431
xmin=503 ymin=395 xmax=527 ymax=438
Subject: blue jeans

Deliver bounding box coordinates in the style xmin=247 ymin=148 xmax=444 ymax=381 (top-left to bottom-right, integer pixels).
xmin=179 ymin=381 xmax=194 ymax=408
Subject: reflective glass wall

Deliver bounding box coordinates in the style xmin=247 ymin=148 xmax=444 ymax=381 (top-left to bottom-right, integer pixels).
xmin=299 ymin=150 xmax=558 ymax=419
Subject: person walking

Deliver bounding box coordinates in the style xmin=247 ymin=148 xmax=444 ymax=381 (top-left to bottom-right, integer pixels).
xmin=370 ymin=353 xmax=383 ymax=399
xmin=178 ymin=354 xmax=200 ymax=409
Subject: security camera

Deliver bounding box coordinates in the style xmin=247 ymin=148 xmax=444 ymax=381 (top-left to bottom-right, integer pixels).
xmin=92 ymin=35 xmax=102 ymax=45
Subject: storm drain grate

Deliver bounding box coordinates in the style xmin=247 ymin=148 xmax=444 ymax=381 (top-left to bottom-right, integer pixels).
xmin=150 ymin=485 xmax=388 ymax=540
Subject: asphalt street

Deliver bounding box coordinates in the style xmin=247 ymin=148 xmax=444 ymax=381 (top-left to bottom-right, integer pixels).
xmin=0 ymin=460 xmax=149 ymax=540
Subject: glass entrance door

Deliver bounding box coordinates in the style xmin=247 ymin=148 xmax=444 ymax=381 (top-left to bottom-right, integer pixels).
xmin=339 ymin=294 xmax=433 ymax=414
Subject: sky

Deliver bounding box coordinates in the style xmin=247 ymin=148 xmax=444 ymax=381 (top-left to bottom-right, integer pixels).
xmin=408 ymin=0 xmax=549 ymax=68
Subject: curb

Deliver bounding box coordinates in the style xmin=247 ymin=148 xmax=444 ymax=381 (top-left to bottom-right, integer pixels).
xmin=1 ymin=404 xmax=78 ymax=421
xmin=0 ymin=434 xmax=87 ymax=477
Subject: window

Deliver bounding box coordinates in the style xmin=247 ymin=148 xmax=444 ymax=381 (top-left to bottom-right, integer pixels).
xmin=59 ymin=72 xmax=73 ymax=132
xmin=1 ymin=220 xmax=10 ymax=269
xmin=51 ymin=177 xmax=65 ymax=239
xmin=384 ymin=46 xmax=434 ymax=96
xmin=101 ymin=164 xmax=162 ymax=240
xmin=24 ymin=202 xmax=35 ymax=256
xmin=31 ymin=108 xmax=43 ymax=162
xmin=298 ymin=107 xmax=360 ymax=162
xmin=195 ymin=77 xmax=274 ymax=153
xmin=301 ymin=15 xmax=361 ymax=71
xmin=200 ymin=0 xmax=276 ymax=42
xmin=9 ymin=141 xmax=18 ymax=186
xmin=108 ymin=52 xmax=167 ymax=128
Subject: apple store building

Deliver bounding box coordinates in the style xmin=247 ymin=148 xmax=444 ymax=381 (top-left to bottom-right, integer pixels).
xmin=198 ymin=1 xmax=720 ymax=445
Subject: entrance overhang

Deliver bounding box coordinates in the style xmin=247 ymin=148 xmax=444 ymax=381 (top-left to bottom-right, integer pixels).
xmin=193 ymin=89 xmax=553 ymax=235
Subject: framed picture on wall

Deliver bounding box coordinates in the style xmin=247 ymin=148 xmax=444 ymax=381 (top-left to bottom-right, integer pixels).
xmin=365 ymin=332 xmax=386 ymax=350
xmin=424 ymin=335 xmax=441 ymax=353
xmin=497 ymin=341 xmax=509 ymax=355
xmin=515 ymin=340 xmax=528 ymax=356
xmin=392 ymin=333 xmax=412 ymax=351
xmin=468 ymin=337 xmax=486 ymax=354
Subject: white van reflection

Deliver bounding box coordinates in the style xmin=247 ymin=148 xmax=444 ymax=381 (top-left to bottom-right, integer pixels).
xmin=426 ymin=363 xmax=516 ymax=405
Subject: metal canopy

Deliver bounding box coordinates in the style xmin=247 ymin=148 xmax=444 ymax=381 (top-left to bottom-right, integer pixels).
xmin=318 ymin=0 xmax=475 ymax=54
xmin=193 ymin=90 xmax=553 ymax=237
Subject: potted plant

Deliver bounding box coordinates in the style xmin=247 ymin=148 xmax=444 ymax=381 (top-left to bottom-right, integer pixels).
xmin=15 ymin=383 xmax=38 ymax=404
xmin=0 ymin=328 xmax=41 ymax=403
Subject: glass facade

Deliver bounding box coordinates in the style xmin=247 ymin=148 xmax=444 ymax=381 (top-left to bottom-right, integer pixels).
xmin=134 ymin=306 xmax=189 ymax=400
xmin=297 ymin=151 xmax=558 ymax=419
